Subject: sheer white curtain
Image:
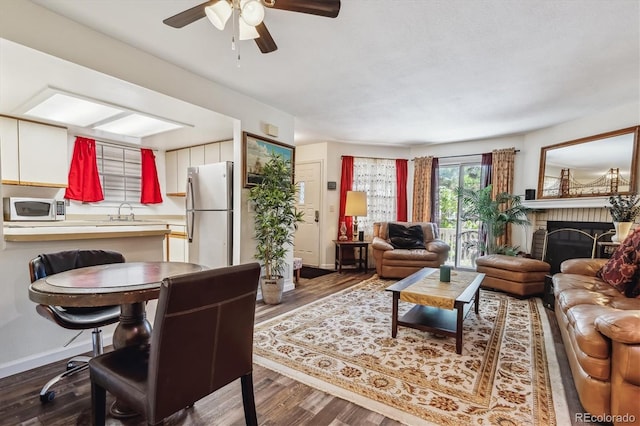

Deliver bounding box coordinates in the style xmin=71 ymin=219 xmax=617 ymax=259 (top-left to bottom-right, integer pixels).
xmin=353 ymin=158 xmax=397 ymax=240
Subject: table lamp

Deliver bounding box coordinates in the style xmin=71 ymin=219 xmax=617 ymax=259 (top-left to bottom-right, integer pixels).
xmin=345 ymin=191 xmax=367 ymax=241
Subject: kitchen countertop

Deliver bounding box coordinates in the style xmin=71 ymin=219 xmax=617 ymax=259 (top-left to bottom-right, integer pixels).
xmin=4 ymin=219 xmax=168 ymax=228
xmin=3 ymin=218 xmax=178 ymax=242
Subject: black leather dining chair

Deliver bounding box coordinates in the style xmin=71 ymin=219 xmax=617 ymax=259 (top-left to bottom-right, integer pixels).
xmin=28 ymin=249 xmax=125 ymax=403
xmin=89 ymin=262 xmax=261 ymax=426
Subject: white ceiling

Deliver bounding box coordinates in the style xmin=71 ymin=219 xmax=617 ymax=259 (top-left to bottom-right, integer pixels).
xmin=12 ymin=1 xmax=640 ymax=147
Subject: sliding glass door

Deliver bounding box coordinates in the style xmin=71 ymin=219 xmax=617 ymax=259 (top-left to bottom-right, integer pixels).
xmin=438 ymin=162 xmax=481 ymax=268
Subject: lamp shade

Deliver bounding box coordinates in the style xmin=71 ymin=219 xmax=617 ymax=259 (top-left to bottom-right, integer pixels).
xmin=240 ymin=0 xmax=265 ymax=26
xmin=345 ymin=191 xmax=367 ymax=216
xmin=239 ymin=19 xmax=260 ymax=40
xmin=205 ymin=1 xmax=232 ymax=30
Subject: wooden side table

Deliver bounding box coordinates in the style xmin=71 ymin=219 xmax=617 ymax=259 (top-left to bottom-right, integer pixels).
xmin=333 ymin=240 xmax=370 ymax=273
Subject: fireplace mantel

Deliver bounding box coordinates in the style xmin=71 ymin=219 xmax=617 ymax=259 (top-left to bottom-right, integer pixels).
xmin=522 ymin=197 xmax=609 ymax=209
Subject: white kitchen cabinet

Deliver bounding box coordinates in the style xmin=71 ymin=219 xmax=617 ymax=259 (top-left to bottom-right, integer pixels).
xmin=190 ymin=145 xmax=205 ymax=166
xmin=0 ymin=118 xmax=68 ymax=187
xmin=220 ymin=140 xmax=233 ymax=162
xmin=166 ymin=225 xmax=188 ymax=262
xmin=0 ymin=116 xmax=19 ymax=184
xmin=18 ymin=121 xmax=68 ymax=187
xmin=165 ymin=150 xmax=178 ymax=195
xmin=164 ymin=148 xmax=190 ymax=196
xmin=165 ymin=147 xmax=190 ymax=196
xmin=204 ymin=142 xmax=220 ymax=164
xmin=176 ymin=148 xmax=190 ymax=195
xmin=165 ymin=140 xmax=233 ymax=196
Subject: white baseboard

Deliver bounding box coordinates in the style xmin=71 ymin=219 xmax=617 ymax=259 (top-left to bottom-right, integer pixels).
xmin=0 ymin=333 xmax=114 ymax=379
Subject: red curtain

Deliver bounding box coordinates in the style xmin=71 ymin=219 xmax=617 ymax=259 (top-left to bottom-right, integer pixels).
xmin=140 ymin=149 xmax=163 ymax=204
xmin=339 ymin=156 xmax=354 ymax=239
xmin=395 ymin=159 xmax=408 ymax=221
xmin=64 ymin=137 xmax=104 ymax=202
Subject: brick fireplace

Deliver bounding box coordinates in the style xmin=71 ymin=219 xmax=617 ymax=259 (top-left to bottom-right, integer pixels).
xmin=526 ymin=201 xmax=616 ymax=273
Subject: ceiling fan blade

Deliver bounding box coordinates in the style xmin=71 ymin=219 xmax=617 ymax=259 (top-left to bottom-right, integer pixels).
xmin=255 ymin=23 xmax=278 ymax=54
xmin=265 ymin=0 xmax=341 ymax=18
xmin=163 ymin=1 xmax=216 ymax=28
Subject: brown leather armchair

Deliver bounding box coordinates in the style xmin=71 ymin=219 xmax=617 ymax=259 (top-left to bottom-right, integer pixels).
xmin=89 ymin=263 xmax=261 ymax=426
xmin=372 ymin=221 xmax=450 ymax=279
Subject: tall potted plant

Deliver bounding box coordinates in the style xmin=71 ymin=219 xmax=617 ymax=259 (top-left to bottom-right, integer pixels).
xmin=457 ymin=185 xmax=531 ymax=255
xmin=249 ymin=154 xmax=304 ymax=304
xmin=607 ymin=193 xmax=640 ymax=242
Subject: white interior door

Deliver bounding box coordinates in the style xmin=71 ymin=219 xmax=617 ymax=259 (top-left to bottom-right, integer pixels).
xmin=294 ymin=161 xmax=321 ymax=266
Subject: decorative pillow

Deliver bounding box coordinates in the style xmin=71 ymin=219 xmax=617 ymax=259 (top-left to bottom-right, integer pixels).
xmin=597 ymin=229 xmax=640 ymax=296
xmin=388 ymin=223 xmax=425 ymax=249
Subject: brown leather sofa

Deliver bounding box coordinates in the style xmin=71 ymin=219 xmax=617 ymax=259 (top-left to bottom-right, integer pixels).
xmin=372 ymin=221 xmax=450 ymax=279
xmin=553 ymin=258 xmax=640 ymax=424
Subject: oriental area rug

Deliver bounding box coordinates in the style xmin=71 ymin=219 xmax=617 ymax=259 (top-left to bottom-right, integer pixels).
xmin=253 ymin=276 xmax=570 ymax=425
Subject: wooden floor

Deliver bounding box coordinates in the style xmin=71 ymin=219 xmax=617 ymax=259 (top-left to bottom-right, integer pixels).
xmin=0 ymin=271 xmax=593 ymax=426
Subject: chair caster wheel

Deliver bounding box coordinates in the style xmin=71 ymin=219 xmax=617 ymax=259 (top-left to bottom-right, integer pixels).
xmin=40 ymin=391 xmax=55 ymax=403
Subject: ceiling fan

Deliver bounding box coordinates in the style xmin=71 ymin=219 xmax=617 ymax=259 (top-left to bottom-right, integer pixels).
xmin=163 ymin=0 xmax=341 ymax=54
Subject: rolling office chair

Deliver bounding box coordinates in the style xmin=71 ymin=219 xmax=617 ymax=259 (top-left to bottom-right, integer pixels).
xmin=89 ymin=263 xmax=261 ymax=426
xmin=28 ymin=249 xmax=125 ymax=403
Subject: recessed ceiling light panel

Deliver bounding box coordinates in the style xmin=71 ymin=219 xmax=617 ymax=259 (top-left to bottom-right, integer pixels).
xmin=93 ymin=113 xmax=183 ymax=138
xmin=25 ymin=93 xmax=124 ymax=127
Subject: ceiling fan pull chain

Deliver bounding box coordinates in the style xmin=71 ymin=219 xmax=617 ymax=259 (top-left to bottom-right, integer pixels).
xmin=236 ymin=30 xmax=242 ymax=67
xmin=233 ymin=4 xmax=241 ymax=67
xmin=231 ymin=5 xmax=237 ymax=51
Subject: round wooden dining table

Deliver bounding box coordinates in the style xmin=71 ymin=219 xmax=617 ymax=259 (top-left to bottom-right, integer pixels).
xmin=29 ymin=261 xmax=206 ymax=349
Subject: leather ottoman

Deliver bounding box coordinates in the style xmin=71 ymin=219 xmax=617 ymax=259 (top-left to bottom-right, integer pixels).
xmin=475 ymin=254 xmax=550 ymax=297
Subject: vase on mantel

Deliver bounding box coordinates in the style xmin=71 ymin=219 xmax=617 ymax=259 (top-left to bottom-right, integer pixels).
xmin=611 ymin=221 xmax=633 ymax=243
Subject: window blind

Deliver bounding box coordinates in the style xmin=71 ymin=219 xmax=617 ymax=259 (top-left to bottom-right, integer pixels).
xmin=95 ymin=141 xmax=141 ymax=203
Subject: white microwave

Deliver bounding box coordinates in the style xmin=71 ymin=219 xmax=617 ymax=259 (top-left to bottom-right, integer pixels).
xmin=3 ymin=197 xmax=66 ymax=221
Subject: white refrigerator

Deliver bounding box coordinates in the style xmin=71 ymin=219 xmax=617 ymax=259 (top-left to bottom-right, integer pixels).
xmin=186 ymin=161 xmax=233 ymax=268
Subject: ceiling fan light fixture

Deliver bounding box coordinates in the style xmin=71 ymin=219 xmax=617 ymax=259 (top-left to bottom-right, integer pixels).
xmin=205 ymin=1 xmax=232 ymax=30
xmin=238 ymin=18 xmax=260 ymax=40
xmin=240 ymin=0 xmax=265 ymax=26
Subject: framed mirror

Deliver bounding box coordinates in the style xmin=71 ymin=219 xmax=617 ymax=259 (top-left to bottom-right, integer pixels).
xmin=538 ymin=126 xmax=639 ymax=199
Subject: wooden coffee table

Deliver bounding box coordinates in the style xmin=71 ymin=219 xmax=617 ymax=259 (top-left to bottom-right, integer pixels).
xmin=385 ymin=267 xmax=485 ymax=354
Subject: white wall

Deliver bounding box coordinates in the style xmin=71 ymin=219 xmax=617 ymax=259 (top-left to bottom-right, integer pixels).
xmin=296 ymin=142 xmax=411 ymax=268
xmin=521 ymin=102 xmax=640 ymax=193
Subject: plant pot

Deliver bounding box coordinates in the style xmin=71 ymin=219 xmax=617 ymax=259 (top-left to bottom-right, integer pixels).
xmin=260 ymin=276 xmax=284 ymax=305
xmin=612 ymin=221 xmax=633 ymax=243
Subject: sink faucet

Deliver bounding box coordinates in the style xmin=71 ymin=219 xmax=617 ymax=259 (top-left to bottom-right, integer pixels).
xmin=117 ymin=203 xmax=135 ymax=221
